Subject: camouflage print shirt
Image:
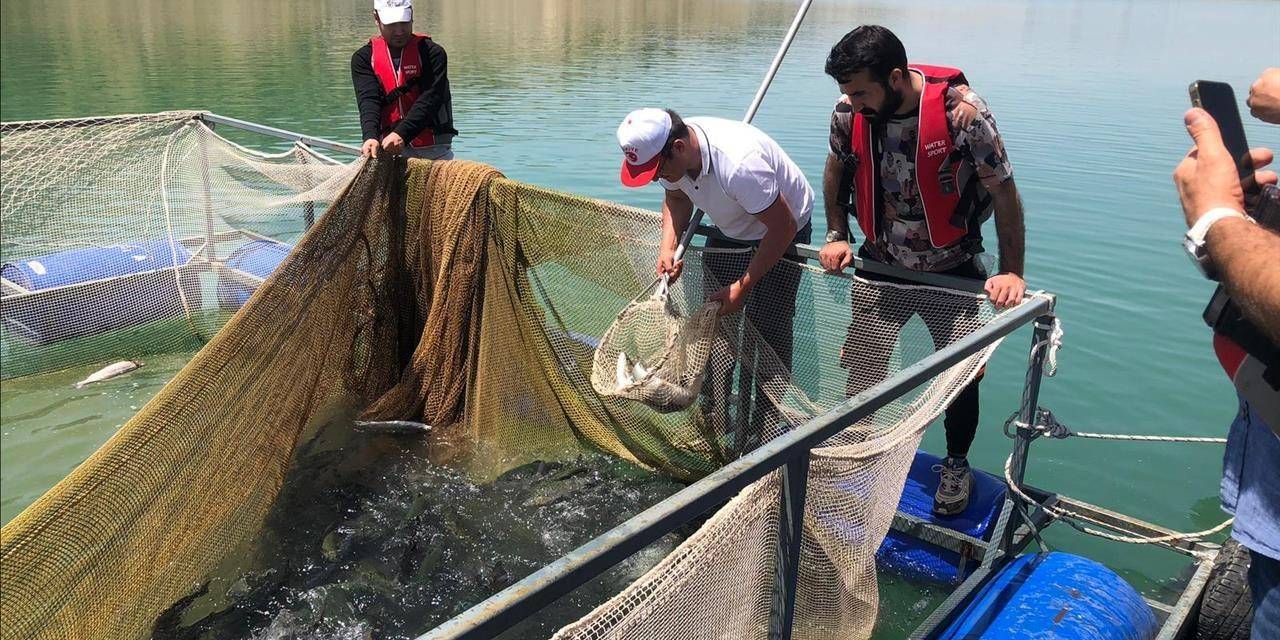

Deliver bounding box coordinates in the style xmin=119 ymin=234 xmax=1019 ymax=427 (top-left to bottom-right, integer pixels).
xmin=829 ymin=83 xmax=1013 ymax=272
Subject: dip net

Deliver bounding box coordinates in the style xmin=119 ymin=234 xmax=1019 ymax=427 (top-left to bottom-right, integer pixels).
xmin=0 ymin=113 xmax=1006 ymax=640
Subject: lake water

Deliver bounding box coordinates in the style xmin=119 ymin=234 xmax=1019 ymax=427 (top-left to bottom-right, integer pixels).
xmin=3 ymin=0 xmax=1280 ymax=632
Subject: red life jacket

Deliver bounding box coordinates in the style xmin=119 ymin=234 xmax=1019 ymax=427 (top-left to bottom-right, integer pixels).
xmin=371 ymin=34 xmax=436 ymax=148
xmin=851 ymin=64 xmax=970 ymax=249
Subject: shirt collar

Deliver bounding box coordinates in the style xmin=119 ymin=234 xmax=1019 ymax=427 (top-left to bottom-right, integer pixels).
xmin=690 ymin=123 xmax=711 ymax=180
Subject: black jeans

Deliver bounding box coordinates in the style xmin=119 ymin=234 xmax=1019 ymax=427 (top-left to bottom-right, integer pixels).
xmin=701 ymin=222 xmax=811 ymax=458
xmin=845 ymin=248 xmax=987 ymax=458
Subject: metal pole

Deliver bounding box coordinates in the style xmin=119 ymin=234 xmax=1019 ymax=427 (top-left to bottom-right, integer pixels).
xmin=737 ymin=4 xmax=815 ymax=636
xmin=299 ymin=148 xmax=316 ymax=229
xmin=768 ymin=454 xmax=810 ymax=639
xmin=197 ymin=112 xmax=363 ymax=156
xmin=997 ymin=314 xmax=1056 ymax=554
xmin=673 ymin=0 xmax=815 ymax=260
xmin=743 ymin=0 xmax=815 ymax=123
xmin=912 ymin=310 xmax=1058 ymax=639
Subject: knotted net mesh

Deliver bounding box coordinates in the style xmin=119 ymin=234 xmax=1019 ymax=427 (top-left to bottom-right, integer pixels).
xmin=1 ymin=113 xmax=1009 ymax=640
xmin=589 ymin=277 xmax=720 ymax=414
xmin=0 ymin=112 xmax=357 ymax=379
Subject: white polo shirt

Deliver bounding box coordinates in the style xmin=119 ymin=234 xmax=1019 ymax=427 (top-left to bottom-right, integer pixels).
xmin=659 ymin=117 xmax=813 ymax=241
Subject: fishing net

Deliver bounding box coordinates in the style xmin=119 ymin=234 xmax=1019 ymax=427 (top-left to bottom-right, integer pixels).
xmin=0 ymin=113 xmax=1013 ymax=640
xmin=589 ymin=276 xmax=720 ymax=413
xmin=0 ymin=112 xmax=357 ymax=379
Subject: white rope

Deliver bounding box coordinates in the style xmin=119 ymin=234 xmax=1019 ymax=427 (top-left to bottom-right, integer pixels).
xmin=159 ymin=121 xmax=201 ymax=338
xmin=1028 ymin=311 xmax=1062 ymax=377
xmin=1002 ymin=454 xmax=1233 ymax=549
xmin=1007 ymin=407 xmax=1228 ymax=444
xmin=1066 ymin=431 xmax=1227 ymax=444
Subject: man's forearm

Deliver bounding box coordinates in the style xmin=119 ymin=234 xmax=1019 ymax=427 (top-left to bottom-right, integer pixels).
xmin=1207 ymin=217 xmax=1280 ymax=344
xmin=823 ymin=154 xmax=850 ymax=236
xmin=661 ymin=195 xmax=693 ymax=254
xmin=991 ymin=180 xmax=1026 ymax=275
xmin=740 ymin=219 xmax=795 ymax=291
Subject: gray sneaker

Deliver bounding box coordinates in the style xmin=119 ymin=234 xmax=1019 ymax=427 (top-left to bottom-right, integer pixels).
xmin=933 ymin=457 xmax=974 ymax=516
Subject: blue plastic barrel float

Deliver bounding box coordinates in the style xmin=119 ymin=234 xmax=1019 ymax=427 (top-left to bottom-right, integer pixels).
xmin=216 ymin=239 xmax=292 ymax=308
xmin=937 ymin=552 xmax=1158 ymax=639
xmin=874 ymin=451 xmax=1008 ymax=584
xmin=1 ymin=239 xmax=198 ymax=344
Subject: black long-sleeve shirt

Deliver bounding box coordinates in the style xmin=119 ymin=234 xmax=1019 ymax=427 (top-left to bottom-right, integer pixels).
xmin=351 ymin=37 xmax=457 ymax=143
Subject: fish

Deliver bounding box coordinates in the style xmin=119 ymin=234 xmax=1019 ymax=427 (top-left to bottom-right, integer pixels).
xmin=616 ymin=353 xmax=630 ymax=389
xmin=74 ymin=360 xmax=142 ymax=388
xmin=615 ymin=353 xmax=653 ymax=391
xmin=352 ymin=420 xmax=432 ymax=435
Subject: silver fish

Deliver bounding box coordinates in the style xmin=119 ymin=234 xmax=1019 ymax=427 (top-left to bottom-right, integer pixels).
xmin=74 ymin=360 xmax=142 ymax=388
xmin=615 ymin=353 xmax=653 ymax=391
xmin=352 ymin=420 xmax=432 ymax=435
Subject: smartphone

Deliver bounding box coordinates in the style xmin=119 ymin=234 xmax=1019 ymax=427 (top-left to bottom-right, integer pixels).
xmin=1190 ymin=80 xmax=1257 ymax=195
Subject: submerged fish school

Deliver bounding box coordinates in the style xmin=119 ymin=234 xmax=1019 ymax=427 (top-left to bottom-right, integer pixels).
xmin=2 ymin=0 xmax=1278 ymax=638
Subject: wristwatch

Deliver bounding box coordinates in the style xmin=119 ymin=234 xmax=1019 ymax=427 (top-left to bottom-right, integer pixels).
xmin=825 ymin=229 xmax=849 ymax=244
xmin=1184 ymin=207 xmax=1249 ymax=279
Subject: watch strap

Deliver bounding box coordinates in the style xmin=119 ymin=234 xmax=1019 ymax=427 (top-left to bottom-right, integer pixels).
xmin=1187 ymin=207 xmax=1247 ymax=245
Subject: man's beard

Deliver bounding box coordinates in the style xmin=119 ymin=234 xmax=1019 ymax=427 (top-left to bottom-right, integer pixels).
xmin=861 ymin=84 xmax=905 ymax=121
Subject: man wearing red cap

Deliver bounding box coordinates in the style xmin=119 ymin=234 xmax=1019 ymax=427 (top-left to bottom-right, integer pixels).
xmin=617 ymin=107 xmax=814 ymax=454
xmin=351 ymin=0 xmax=457 ymax=160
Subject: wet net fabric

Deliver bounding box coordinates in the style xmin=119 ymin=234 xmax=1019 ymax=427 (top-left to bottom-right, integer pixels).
xmin=1 ymin=113 xmax=1009 ymax=640
xmin=0 ymin=112 xmax=357 ymax=379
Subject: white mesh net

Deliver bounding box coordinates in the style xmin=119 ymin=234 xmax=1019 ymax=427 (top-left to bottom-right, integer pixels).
xmin=0 ymin=112 xmax=359 ymax=379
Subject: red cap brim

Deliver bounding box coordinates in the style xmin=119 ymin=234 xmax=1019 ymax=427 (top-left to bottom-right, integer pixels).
xmin=620 ymin=156 xmax=660 ymax=187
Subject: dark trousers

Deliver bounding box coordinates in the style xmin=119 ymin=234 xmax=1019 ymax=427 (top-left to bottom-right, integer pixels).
xmin=701 ymin=223 xmax=811 ymax=458
xmin=844 ymin=249 xmax=987 ymax=458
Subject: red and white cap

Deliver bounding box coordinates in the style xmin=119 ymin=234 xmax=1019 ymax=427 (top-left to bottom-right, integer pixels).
xmin=374 ymin=0 xmax=412 ymax=24
xmin=617 ymin=108 xmax=671 ymax=187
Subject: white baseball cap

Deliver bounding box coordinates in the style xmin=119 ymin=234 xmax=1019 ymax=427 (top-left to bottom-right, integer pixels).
xmin=617 ymin=108 xmax=672 ymax=187
xmin=374 ymin=0 xmax=412 ymax=24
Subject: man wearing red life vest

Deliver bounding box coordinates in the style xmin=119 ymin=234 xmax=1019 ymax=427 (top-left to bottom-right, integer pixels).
xmin=819 ymin=25 xmax=1027 ymax=516
xmin=351 ymin=0 xmax=456 ymax=160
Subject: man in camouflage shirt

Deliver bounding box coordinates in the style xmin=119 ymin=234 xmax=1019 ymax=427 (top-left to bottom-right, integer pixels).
xmin=819 ymin=25 xmax=1027 ymax=516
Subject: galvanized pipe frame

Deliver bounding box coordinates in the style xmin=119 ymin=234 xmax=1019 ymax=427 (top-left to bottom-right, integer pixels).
xmin=195 ymin=112 xmax=364 ymax=156
xmin=418 ymin=296 xmax=1053 ymax=640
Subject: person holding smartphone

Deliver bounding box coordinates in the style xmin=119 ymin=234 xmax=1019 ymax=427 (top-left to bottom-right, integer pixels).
xmin=1175 ymin=71 xmax=1280 ymax=637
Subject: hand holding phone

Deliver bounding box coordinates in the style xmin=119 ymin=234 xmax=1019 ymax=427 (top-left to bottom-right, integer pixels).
xmin=1190 ymin=80 xmax=1280 ymax=225
xmin=1190 ymin=81 xmax=1256 ymax=190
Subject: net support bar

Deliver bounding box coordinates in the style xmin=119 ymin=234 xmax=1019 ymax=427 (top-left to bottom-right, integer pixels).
xmin=196 ymin=112 xmax=362 ymax=156
xmin=674 ymin=0 xmax=815 ymax=261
